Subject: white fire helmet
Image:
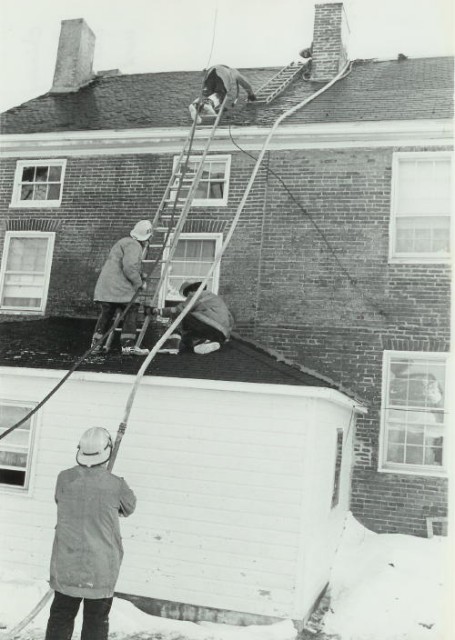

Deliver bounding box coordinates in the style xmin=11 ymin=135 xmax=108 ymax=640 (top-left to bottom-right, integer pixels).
xmin=130 ymin=220 xmax=153 ymax=241
xmin=76 ymin=427 xmax=113 ymax=467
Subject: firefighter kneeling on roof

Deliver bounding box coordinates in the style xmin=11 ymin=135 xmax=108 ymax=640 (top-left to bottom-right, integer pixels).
xmin=148 ymin=281 xmax=234 ymax=355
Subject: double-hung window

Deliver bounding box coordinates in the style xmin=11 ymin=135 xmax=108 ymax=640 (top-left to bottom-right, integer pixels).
xmin=0 ymin=402 xmax=36 ymax=489
xmin=390 ymin=152 xmax=452 ymax=262
xmin=154 ymin=233 xmax=222 ymax=305
xmin=380 ymin=351 xmax=447 ymax=475
xmin=172 ymin=155 xmax=231 ymax=206
xmin=11 ymin=159 xmax=66 ymax=207
xmin=0 ymin=231 xmax=55 ymax=313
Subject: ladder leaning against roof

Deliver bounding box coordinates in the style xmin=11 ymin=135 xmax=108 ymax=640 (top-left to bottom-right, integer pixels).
xmin=133 ymin=96 xmax=228 ymax=348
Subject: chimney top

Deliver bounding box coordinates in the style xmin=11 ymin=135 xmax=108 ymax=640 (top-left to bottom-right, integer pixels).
xmin=50 ymin=18 xmax=95 ymax=93
xmin=311 ymin=2 xmax=350 ymax=82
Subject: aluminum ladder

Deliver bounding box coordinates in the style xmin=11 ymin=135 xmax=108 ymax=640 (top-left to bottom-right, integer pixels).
xmin=254 ymin=59 xmax=311 ymax=103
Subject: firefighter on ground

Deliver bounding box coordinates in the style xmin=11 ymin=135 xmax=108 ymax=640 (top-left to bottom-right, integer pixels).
xmin=44 ymin=427 xmax=136 ymax=640
xmin=148 ymin=280 xmax=234 ymax=355
xmin=91 ymin=220 xmax=152 ymax=356
xmin=189 ymin=64 xmax=256 ymax=123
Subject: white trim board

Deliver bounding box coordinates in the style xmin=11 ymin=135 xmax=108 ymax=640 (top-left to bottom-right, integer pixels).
xmin=0 ymin=366 xmax=366 ymax=413
xmin=0 ymin=120 xmax=452 ymax=157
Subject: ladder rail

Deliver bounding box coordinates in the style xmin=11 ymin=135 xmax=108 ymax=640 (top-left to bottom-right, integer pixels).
xmin=135 ymin=96 xmax=228 ymax=347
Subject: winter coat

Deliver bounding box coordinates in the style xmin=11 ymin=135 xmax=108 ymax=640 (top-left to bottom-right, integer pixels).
xmin=94 ymin=236 xmax=143 ymax=303
xmin=206 ymin=65 xmax=255 ymax=105
xmin=165 ymin=290 xmax=234 ymax=339
xmin=49 ymin=465 xmax=136 ymax=599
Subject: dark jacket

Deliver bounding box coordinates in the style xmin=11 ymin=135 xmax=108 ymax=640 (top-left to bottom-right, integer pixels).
xmin=206 ymin=65 xmax=255 ymax=105
xmin=94 ymin=236 xmax=143 ymax=303
xmin=49 ymin=465 xmax=136 ymax=599
xmin=164 ymin=290 xmax=234 ymax=339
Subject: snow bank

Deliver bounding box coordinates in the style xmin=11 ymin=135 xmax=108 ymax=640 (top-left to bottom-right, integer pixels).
xmin=0 ymin=569 xmax=296 ymax=640
xmin=323 ymin=513 xmax=449 ymax=640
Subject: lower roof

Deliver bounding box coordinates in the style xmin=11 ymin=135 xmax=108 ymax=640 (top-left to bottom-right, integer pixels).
xmin=0 ymin=317 xmax=340 ymax=391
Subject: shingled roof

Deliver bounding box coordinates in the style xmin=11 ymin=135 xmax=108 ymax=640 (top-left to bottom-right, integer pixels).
xmin=0 ymin=57 xmax=452 ymax=134
xmin=0 ymin=317 xmax=343 ymax=391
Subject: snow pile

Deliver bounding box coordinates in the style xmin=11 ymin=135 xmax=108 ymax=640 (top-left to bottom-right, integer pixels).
xmin=0 ymin=569 xmax=296 ymax=640
xmin=323 ymin=513 xmax=449 ymax=640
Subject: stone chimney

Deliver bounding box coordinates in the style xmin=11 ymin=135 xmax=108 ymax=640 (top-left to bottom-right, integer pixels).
xmin=311 ymin=2 xmax=349 ymax=81
xmin=50 ymin=19 xmax=95 ymax=93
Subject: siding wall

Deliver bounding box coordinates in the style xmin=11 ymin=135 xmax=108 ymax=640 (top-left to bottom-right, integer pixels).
xmin=0 ymin=368 xmax=354 ymax=619
xmin=0 ymin=142 xmax=450 ymax=535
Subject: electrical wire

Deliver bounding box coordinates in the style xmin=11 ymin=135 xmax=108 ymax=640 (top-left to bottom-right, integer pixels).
xmin=227 ymin=125 xmax=389 ymax=319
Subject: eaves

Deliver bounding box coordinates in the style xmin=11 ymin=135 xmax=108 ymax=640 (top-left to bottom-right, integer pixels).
xmin=0 ymin=119 xmax=452 ymax=158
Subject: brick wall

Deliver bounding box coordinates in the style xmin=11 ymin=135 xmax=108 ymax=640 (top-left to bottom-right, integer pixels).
xmin=0 ymin=144 xmax=451 ymax=535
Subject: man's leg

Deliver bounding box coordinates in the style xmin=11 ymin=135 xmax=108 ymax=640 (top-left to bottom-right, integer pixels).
xmin=81 ymin=597 xmax=113 ymax=640
xmin=92 ymin=302 xmax=116 ymax=348
xmin=181 ymin=315 xmax=225 ymax=352
xmin=121 ymin=304 xmax=149 ymax=355
xmin=44 ymin=591 xmax=81 ymax=640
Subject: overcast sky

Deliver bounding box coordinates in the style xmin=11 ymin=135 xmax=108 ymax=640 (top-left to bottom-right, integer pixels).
xmin=0 ymin=0 xmax=453 ymax=113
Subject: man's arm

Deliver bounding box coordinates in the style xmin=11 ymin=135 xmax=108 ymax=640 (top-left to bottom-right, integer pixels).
xmin=119 ymin=478 xmax=137 ymax=517
xmin=234 ymin=71 xmax=256 ymax=100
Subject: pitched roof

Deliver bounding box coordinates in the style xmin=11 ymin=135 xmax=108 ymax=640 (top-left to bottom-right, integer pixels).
xmin=0 ymin=317 xmax=340 ymax=390
xmin=0 ymin=57 xmax=452 ymax=134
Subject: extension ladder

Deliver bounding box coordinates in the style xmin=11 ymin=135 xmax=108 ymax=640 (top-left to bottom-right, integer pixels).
xmin=134 ymin=96 xmax=228 ymax=347
xmin=254 ymin=60 xmax=311 ymax=103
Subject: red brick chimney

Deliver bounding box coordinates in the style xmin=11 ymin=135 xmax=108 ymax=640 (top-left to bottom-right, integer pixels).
xmin=311 ymin=2 xmax=349 ymax=81
xmin=50 ymin=19 xmax=95 ymax=93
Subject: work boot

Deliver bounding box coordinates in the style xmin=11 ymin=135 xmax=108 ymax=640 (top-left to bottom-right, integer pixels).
xmin=121 ymin=345 xmax=150 ymax=356
xmin=158 ymin=334 xmax=181 ymax=355
xmin=194 ymin=340 xmax=221 ymax=355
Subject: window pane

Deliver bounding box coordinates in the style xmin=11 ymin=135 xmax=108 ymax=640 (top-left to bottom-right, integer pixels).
xmin=34 ymin=184 xmax=47 ymax=200
xmin=0 ymin=450 xmax=27 ymax=468
xmin=48 ymin=184 xmax=61 ymax=200
xmin=387 ymin=443 xmax=404 ymax=463
xmin=395 ymin=216 xmax=450 ymax=254
xmin=195 ymin=182 xmax=209 ymax=199
xmin=48 ymin=166 xmax=62 ymax=181
xmin=6 ymin=237 xmax=48 ymax=272
xmin=35 ymin=166 xmax=49 ymax=182
xmin=0 ymin=405 xmax=32 ymax=431
xmin=21 ymin=167 xmax=35 ymax=182
xmin=209 ymin=183 xmax=224 ymax=199
xmin=0 ymin=469 xmax=26 ymax=486
xmin=210 ymin=163 xmax=226 ymax=179
xmin=405 ymin=445 xmax=424 ymax=465
xmin=20 ymin=185 xmax=34 ymax=201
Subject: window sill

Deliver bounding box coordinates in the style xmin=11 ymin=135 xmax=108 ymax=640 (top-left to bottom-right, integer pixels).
xmin=388 ymin=256 xmax=451 ymax=265
xmin=0 ymin=309 xmax=45 ymax=315
xmin=9 ymin=201 xmax=62 ymax=209
xmin=378 ymin=465 xmax=448 ymax=479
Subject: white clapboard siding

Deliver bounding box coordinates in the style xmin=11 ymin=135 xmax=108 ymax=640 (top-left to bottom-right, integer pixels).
xmin=0 ymin=367 xmax=359 ymax=619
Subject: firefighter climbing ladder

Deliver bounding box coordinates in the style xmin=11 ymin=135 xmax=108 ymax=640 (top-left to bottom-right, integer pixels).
xmin=102 ymin=96 xmax=228 ymax=352
xmin=2 ymin=62 xmax=352 ymax=640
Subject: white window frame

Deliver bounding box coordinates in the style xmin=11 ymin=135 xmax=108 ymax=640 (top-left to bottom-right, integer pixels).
xmin=379 ymin=350 xmax=448 ymax=477
xmin=0 ymin=230 xmax=55 ymax=315
xmin=171 ymin=155 xmax=231 ymax=207
xmin=10 ymin=159 xmax=67 ymax=208
xmin=0 ymin=399 xmax=37 ymax=493
xmin=389 ymin=151 xmax=452 ymax=264
xmin=157 ymin=232 xmax=223 ymax=306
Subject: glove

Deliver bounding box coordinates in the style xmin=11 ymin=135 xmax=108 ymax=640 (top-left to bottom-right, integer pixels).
xmin=247 ymin=93 xmax=257 ymax=102
xmin=145 ymin=306 xmax=158 ymax=316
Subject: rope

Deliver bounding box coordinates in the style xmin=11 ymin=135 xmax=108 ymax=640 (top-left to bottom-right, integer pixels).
xmin=2 ymin=60 xmax=352 ymax=638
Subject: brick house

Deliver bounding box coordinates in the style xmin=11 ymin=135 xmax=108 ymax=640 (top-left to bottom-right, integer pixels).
xmin=0 ymin=0 xmax=452 ymax=577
